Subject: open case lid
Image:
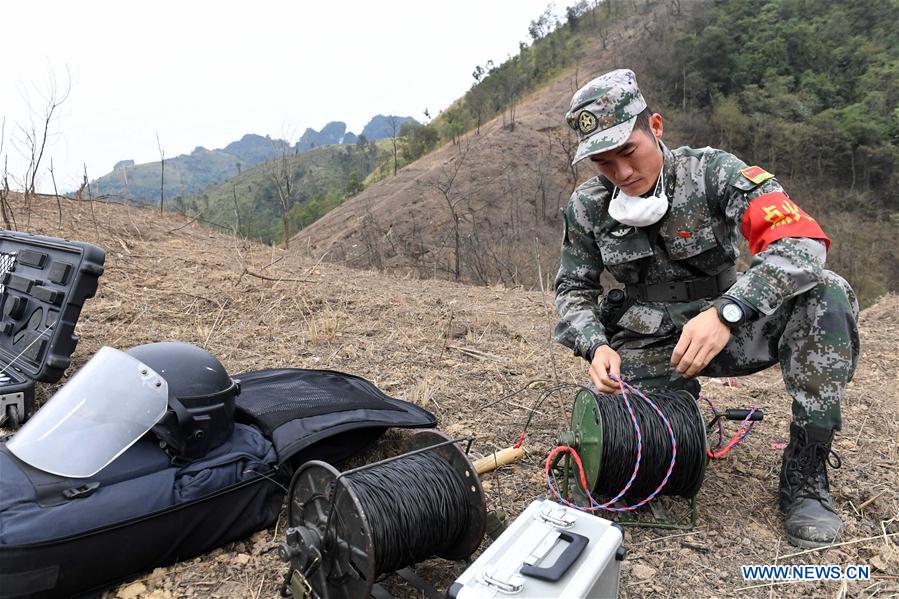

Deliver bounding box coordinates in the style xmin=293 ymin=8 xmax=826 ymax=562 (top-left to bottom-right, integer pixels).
xmin=0 ymin=230 xmax=105 ymax=382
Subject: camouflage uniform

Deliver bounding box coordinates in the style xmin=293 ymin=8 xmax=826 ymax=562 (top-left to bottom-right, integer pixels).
xmin=553 ymin=142 xmax=860 ymax=430
xmin=557 ymin=69 xmax=858 ymax=547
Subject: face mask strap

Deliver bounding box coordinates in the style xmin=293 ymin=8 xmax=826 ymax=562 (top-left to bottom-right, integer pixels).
xmin=613 ymin=167 xmax=665 ymax=201
xmin=652 ymin=169 xmax=665 ymax=198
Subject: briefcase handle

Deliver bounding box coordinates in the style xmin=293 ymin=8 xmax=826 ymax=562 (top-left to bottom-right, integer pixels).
xmin=519 ymin=531 xmax=589 ymax=582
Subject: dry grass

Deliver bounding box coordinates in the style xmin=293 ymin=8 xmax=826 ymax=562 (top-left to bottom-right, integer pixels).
xmin=1 ymin=193 xmax=896 ymax=598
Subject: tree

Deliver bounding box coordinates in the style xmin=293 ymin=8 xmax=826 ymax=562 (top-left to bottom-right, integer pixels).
xmin=0 ymin=119 xmax=13 ymax=229
xmin=441 ymin=105 xmax=467 ymax=145
xmin=399 ymin=122 xmax=439 ymax=163
xmin=432 ymin=143 xmax=472 ymax=281
xmin=388 ymin=116 xmax=400 ymax=176
xmin=710 ymin=95 xmax=748 ymax=149
xmin=12 ymin=66 xmax=71 ymax=198
xmin=528 ymin=4 xmax=557 ymax=41
xmin=1 ymin=156 xmax=14 ymax=230
xmin=345 ymin=170 xmax=364 ymax=196
xmin=231 ymin=185 xmax=242 ymax=236
xmin=156 ymin=132 xmax=165 ymax=213
xmin=268 ymin=142 xmax=295 ymax=247
xmin=469 ymin=65 xmax=491 ymax=134
xmin=552 ymin=127 xmax=580 ymax=193
xmin=500 ymin=58 xmax=524 ymax=130
xmin=48 ymin=157 xmax=62 ymax=229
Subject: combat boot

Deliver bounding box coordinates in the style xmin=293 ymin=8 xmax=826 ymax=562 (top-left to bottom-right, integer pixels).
xmin=779 ymin=423 xmax=843 ymax=548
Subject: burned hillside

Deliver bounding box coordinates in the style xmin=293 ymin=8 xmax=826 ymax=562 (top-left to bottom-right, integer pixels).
xmin=1 ymin=193 xmax=895 ymax=597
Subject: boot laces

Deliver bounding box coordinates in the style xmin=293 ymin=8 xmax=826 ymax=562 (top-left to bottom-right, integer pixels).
xmin=786 ymin=440 xmax=841 ymax=508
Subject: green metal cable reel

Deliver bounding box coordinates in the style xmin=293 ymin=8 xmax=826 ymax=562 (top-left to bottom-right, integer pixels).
xmin=553 ymin=389 xmax=722 ymax=530
xmin=556 ymin=389 xmax=604 ymax=508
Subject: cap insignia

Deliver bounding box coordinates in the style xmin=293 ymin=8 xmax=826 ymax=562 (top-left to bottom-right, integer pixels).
xmin=578 ymin=110 xmax=598 ymax=135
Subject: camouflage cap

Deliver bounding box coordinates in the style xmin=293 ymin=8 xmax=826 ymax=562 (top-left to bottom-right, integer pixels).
xmin=565 ymin=69 xmax=647 ymax=165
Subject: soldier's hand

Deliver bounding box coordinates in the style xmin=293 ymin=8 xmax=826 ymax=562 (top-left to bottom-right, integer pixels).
xmin=671 ymin=307 xmax=731 ymax=378
xmin=590 ymin=344 xmax=622 ymax=393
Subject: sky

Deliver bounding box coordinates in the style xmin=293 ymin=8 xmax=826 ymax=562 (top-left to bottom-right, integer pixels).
xmin=1 ymin=0 xmax=556 ymax=193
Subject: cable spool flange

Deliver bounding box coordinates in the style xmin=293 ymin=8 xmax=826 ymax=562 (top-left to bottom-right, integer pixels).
xmin=285 ymin=430 xmax=486 ymax=599
xmin=286 ymin=460 xmax=371 ymax=599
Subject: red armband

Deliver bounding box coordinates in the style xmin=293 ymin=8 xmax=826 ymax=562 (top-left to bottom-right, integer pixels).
xmin=740 ymin=192 xmax=830 ymax=254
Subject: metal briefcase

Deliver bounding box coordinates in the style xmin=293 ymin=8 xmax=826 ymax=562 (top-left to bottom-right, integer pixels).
xmin=448 ymin=499 xmax=625 ymax=598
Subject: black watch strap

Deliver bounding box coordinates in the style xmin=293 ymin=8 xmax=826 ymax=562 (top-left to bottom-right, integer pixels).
xmin=714 ymin=297 xmax=745 ymax=328
xmin=587 ymin=341 xmax=608 ymax=362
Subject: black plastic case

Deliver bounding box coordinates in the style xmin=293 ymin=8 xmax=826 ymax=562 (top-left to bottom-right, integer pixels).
xmin=0 ymin=231 xmax=105 ymax=427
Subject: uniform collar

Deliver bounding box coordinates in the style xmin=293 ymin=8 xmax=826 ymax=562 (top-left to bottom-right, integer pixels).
xmin=660 ymin=140 xmax=677 ymax=200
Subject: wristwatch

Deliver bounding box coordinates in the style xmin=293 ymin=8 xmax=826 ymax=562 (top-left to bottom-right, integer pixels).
xmin=714 ymin=298 xmax=745 ymax=328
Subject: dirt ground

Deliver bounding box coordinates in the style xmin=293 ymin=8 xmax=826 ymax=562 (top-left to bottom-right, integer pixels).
xmin=2 ymin=195 xmax=897 ymax=598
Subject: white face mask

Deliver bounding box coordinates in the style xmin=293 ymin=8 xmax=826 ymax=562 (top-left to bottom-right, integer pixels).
xmin=608 ymin=169 xmax=668 ymax=227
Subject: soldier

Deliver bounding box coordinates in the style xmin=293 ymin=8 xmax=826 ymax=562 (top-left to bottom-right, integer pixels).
xmin=554 ymin=68 xmax=860 ymax=548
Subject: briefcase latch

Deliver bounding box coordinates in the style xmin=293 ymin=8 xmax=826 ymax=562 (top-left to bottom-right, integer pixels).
xmin=479 ymin=568 xmax=523 ymax=594
xmin=537 ymin=503 xmax=575 ymax=528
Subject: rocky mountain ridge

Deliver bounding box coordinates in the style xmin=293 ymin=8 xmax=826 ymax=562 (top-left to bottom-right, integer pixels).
xmin=88 ymin=115 xmax=417 ymax=203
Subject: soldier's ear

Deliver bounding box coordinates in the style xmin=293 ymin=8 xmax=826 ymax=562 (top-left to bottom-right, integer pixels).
xmin=650 ymin=113 xmax=664 ymax=140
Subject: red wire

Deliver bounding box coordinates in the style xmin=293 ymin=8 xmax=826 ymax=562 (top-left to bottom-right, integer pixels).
xmin=706 ymin=408 xmax=757 ymax=459
xmin=544 ymin=376 xmax=680 ymax=513
xmin=533 ymin=379 xmax=757 ymax=512
xmin=512 ymin=431 xmax=526 ymax=449
xmin=546 ymin=445 xmax=589 ymax=492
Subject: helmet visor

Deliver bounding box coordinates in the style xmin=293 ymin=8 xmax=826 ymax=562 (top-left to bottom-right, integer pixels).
xmin=7 ymin=346 xmax=168 ymax=478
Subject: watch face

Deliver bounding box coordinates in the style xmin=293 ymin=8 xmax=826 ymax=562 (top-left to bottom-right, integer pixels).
xmin=722 ymin=303 xmax=743 ymax=323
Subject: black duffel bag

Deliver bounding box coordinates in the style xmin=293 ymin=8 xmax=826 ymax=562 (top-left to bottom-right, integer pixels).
xmin=0 ymin=367 xmax=435 ymax=598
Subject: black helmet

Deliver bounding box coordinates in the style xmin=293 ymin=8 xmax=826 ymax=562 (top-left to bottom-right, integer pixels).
xmin=126 ymin=342 xmax=239 ymax=460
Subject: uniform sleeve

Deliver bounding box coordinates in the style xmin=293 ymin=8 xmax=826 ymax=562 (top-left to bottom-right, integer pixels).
xmin=705 ymin=151 xmax=829 ymax=316
xmin=553 ymin=192 xmax=608 ymax=360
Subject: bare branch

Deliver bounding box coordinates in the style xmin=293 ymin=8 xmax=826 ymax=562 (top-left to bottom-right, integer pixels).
xmin=28 ymin=66 xmax=71 ymax=195
xmin=156 ymin=131 xmax=165 ymax=213
xmin=48 ymin=157 xmax=62 ymax=229
xmin=1 ymin=155 xmax=14 ymax=230
xmin=231 ymin=185 xmax=241 ymax=236
xmin=267 ymin=133 xmax=295 ymax=249
xmin=388 ymin=116 xmax=399 ymax=176
xmin=431 ymin=140 xmax=473 ymax=281
xmin=84 ymin=163 xmax=100 ymax=241
xmin=122 ymin=163 xmax=130 ymax=205
xmin=8 ymin=66 xmax=73 ymax=197
xmin=74 ymin=168 xmax=88 ymax=200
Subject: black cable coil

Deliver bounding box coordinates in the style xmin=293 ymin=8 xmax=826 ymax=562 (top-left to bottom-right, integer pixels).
xmin=593 ymin=389 xmax=707 ymax=501
xmin=342 ymin=451 xmax=473 ymax=576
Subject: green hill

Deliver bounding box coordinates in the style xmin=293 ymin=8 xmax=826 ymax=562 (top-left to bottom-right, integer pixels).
xmin=90 ymin=134 xmax=290 ymax=203
xmin=647 ymin=0 xmax=898 ymax=214
xmin=90 ymin=116 xmax=420 ymax=205
xmin=176 ymin=138 xmax=387 ymax=245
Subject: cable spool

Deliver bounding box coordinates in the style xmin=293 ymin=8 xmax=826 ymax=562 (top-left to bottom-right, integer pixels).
xmin=281 ymin=430 xmax=486 ymax=599
xmin=595 ymin=389 xmax=707 ymax=500
xmin=556 ymin=388 xmax=708 ymax=507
